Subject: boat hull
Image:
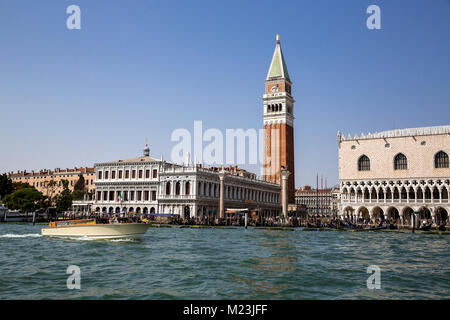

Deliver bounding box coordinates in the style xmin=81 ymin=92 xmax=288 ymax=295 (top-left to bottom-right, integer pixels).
xmin=41 ymin=223 xmax=151 ymax=239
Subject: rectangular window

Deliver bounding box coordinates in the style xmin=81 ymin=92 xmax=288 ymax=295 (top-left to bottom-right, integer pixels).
xmin=98 ymin=171 xmax=103 ymax=179
xmin=132 ymin=170 xmax=136 ymax=179
xmin=105 ymin=171 xmax=109 ymax=179
xmin=97 ymin=191 xmax=101 ymax=200
xmin=112 ymin=171 xmax=116 ymax=179
xmin=119 ymin=170 xmax=123 ymax=179
xmin=109 ymin=191 xmax=114 ymax=201
xmin=103 ymin=191 xmax=108 ymax=200
xmin=145 ymin=170 xmax=150 ymax=179
xmin=137 ymin=191 xmax=142 ymax=201
xmin=125 ymin=170 xmax=130 ymax=179
xmin=151 ymin=191 xmax=156 ymax=201
xmin=152 ymin=169 xmax=157 ymax=178
xmin=144 ymin=191 xmax=149 ymax=201
xmin=138 ymin=170 xmax=143 ymax=179
xmin=130 ymin=191 xmax=135 ymax=201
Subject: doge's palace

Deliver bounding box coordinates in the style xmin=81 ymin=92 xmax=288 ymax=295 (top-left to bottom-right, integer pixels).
xmin=338 ymin=125 xmax=450 ymax=225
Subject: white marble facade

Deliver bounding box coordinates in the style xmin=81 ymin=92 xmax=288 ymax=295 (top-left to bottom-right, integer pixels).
xmin=92 ymin=147 xmax=281 ymax=218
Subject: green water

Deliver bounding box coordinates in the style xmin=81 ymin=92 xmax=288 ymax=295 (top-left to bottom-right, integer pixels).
xmin=0 ymin=224 xmax=449 ymax=299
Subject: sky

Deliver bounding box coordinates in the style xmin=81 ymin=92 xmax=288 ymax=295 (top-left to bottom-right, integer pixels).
xmin=0 ymin=0 xmax=449 ymax=188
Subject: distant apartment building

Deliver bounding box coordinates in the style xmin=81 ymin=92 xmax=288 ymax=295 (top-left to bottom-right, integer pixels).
xmin=8 ymin=167 xmax=95 ymax=196
xmin=338 ymin=125 xmax=450 ymax=225
xmin=295 ymin=185 xmax=337 ymax=216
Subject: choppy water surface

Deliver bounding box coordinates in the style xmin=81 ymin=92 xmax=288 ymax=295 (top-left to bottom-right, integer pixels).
xmin=0 ymin=224 xmax=449 ymax=299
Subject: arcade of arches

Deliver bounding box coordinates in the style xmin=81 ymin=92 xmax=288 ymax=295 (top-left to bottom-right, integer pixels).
xmin=340 ymin=179 xmax=450 ymax=225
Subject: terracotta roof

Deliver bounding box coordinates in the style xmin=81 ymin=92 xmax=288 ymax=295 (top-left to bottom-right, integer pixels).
xmin=9 ymin=167 xmax=94 ymax=177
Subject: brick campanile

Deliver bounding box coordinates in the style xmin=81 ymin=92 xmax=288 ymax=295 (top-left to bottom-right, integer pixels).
xmin=262 ymin=34 xmax=295 ymax=204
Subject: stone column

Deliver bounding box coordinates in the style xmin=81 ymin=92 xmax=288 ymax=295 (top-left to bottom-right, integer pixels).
xmin=281 ymin=168 xmax=290 ymax=223
xmin=218 ymin=170 xmax=226 ymax=220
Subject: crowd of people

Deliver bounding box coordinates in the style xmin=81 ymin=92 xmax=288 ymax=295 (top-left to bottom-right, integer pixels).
xmin=58 ymin=211 xmax=446 ymax=230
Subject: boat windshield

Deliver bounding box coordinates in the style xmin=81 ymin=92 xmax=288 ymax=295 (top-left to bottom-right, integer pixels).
xmin=49 ymin=219 xmax=96 ymax=228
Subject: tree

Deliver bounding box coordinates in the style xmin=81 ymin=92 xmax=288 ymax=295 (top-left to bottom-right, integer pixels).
xmin=45 ymin=180 xmax=58 ymax=203
xmin=13 ymin=181 xmax=32 ymax=192
xmin=55 ymin=179 xmax=73 ymax=213
xmin=2 ymin=188 xmax=44 ymax=212
xmin=74 ymin=175 xmax=85 ymax=191
xmin=73 ymin=175 xmax=86 ymax=200
xmin=0 ymin=173 xmax=14 ymax=200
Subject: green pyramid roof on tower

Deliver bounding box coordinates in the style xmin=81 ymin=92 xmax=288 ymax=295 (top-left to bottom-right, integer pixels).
xmin=266 ymin=34 xmax=290 ymax=81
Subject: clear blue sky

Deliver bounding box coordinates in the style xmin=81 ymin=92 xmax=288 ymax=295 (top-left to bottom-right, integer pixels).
xmin=0 ymin=0 xmax=449 ymax=187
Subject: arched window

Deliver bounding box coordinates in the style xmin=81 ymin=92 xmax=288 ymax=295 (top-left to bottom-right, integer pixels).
xmin=175 ymin=182 xmax=181 ymax=195
xmin=435 ymin=151 xmax=449 ymax=168
xmin=394 ymin=153 xmax=408 ymax=170
xmin=358 ymin=155 xmax=370 ymax=171
xmin=166 ymin=182 xmax=171 ymax=195
xmin=185 ymin=182 xmax=190 ymax=195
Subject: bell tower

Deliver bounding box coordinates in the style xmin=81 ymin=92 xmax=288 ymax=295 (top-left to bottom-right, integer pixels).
xmin=263 ymin=34 xmax=295 ymax=204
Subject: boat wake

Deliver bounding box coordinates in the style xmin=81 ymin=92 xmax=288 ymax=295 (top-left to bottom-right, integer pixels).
xmin=48 ymin=235 xmax=141 ymax=242
xmin=0 ymin=233 xmax=42 ymax=238
xmin=109 ymin=238 xmax=141 ymax=242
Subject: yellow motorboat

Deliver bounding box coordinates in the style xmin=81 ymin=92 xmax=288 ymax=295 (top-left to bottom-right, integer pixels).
xmin=41 ymin=219 xmax=151 ymax=239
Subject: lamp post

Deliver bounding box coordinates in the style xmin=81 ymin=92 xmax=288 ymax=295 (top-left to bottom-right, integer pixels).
xmin=280 ymin=167 xmax=290 ymax=225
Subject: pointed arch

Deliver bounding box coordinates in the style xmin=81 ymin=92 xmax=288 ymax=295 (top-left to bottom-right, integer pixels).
xmin=417 ymin=187 xmax=424 ymax=200
xmin=394 ymin=153 xmax=408 ymax=170
xmin=442 ymin=187 xmax=449 ymax=200
xmin=400 ymin=186 xmax=407 ymax=201
xmin=435 ymin=151 xmax=449 ymax=168
xmin=358 ymin=155 xmax=370 ymax=171
xmin=393 ymin=186 xmax=400 ymax=200
xmin=424 ymin=186 xmax=432 ymax=200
